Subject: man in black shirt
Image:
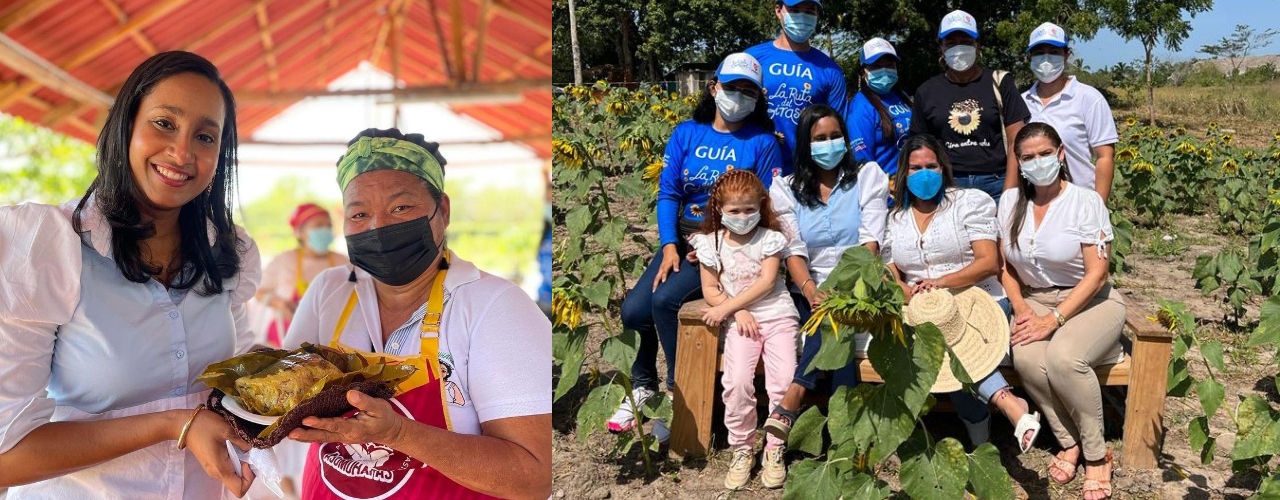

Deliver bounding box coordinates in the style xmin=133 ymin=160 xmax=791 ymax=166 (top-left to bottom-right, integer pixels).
xmin=910 ymin=10 xmax=1029 ymax=203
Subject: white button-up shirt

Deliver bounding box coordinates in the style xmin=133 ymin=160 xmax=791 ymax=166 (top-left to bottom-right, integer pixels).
xmin=0 ymin=198 xmax=260 ymax=499
xmin=1022 ymin=76 xmax=1119 ymax=190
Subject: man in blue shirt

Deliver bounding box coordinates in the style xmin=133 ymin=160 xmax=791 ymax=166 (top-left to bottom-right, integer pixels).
xmin=746 ymin=0 xmax=848 ymax=176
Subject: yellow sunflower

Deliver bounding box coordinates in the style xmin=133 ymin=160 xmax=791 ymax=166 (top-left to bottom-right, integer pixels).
xmin=552 ymin=138 xmax=584 ymax=170
xmin=606 ymin=101 xmax=628 ymax=115
xmin=1222 ymin=134 xmax=1234 ymax=145
xmin=1175 ymin=141 xmax=1197 ymax=155
xmin=551 ymin=290 xmax=583 ymax=329
xmin=1125 ymin=116 xmax=1138 ymax=127
xmin=1116 ymin=147 xmax=1139 ymax=162
xmin=642 ymin=159 xmax=665 ymax=188
xmin=1200 ymin=147 xmax=1214 ymax=162
xmin=1132 ymin=161 xmax=1156 ymax=173
xmin=1221 ymin=157 xmax=1240 ymax=175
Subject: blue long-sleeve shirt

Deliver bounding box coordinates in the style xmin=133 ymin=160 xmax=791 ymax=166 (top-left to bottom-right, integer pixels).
xmin=846 ymin=90 xmax=912 ymax=176
xmin=656 ymin=120 xmax=782 ymax=246
xmin=745 ymin=41 xmax=848 ymax=175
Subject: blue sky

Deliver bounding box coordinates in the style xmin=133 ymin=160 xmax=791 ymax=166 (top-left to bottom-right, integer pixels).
xmin=1073 ymin=0 xmax=1280 ymax=69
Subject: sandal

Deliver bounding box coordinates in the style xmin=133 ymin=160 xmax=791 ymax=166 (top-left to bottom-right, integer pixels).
xmin=1047 ymin=451 xmax=1078 ymax=485
xmin=1082 ymin=450 xmax=1114 ymax=499
xmin=1014 ymin=411 xmax=1042 ymax=453
xmin=763 ymin=404 xmax=800 ymax=441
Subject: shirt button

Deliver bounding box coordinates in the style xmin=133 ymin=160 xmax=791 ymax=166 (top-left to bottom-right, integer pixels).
xmin=169 ymin=311 xmax=179 ymax=319
xmin=172 ymin=388 xmax=183 ymax=396
xmin=390 ymin=342 xmax=401 ymax=351
xmin=175 ymin=350 xmax=185 ymax=359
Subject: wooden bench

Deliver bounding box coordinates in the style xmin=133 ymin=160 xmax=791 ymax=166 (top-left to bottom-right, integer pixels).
xmin=669 ymin=298 xmax=1173 ymax=469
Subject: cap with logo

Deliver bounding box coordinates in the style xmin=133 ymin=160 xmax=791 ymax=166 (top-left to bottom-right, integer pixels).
xmin=1028 ymin=22 xmax=1068 ymax=51
xmin=716 ymin=53 xmax=763 ymax=89
xmin=938 ymin=10 xmax=979 ymax=40
xmin=861 ymin=37 xmax=897 ymax=65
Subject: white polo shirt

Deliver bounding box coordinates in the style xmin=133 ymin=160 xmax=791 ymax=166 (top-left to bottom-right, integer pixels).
xmin=1022 ymin=77 xmax=1119 ymax=190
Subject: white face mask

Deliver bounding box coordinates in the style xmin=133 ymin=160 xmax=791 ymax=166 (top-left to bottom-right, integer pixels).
xmin=721 ymin=212 xmax=761 ymax=235
xmin=1031 ymin=54 xmax=1065 ymax=83
xmin=1019 ymin=153 xmax=1063 ymax=186
xmin=944 ymin=45 xmax=977 ymax=72
xmin=714 ymin=87 xmax=755 ymax=123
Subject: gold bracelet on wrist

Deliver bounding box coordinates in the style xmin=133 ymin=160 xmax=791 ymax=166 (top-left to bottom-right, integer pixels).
xmin=176 ymin=404 xmax=206 ymax=450
xmin=801 ymin=278 xmax=815 ymax=292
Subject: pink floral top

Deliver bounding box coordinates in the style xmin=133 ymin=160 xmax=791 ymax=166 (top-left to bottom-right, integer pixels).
xmin=689 ymin=228 xmax=799 ymax=323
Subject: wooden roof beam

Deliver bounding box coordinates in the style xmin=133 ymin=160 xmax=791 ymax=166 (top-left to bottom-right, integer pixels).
xmin=492 ymin=0 xmax=549 ymax=38
xmin=0 ymin=0 xmax=189 ymax=109
xmin=241 ymin=132 xmax=548 ymax=147
xmin=253 ymin=2 xmax=280 ymax=91
xmin=0 ymin=0 xmax=60 ymax=30
xmin=231 ymin=0 xmax=383 ymax=87
xmin=208 ymin=0 xmax=330 ymax=77
xmin=370 ymin=0 xmax=411 ymax=68
xmin=471 ymin=0 xmax=491 ymax=82
xmin=0 ymin=32 xmax=113 ymax=108
xmin=234 ymin=78 xmax=549 ymax=103
xmin=450 ymin=0 xmax=465 ymax=82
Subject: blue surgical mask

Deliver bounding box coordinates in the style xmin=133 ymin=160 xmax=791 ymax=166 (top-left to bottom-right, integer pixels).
xmin=810 ymin=138 xmax=847 ymax=170
xmin=906 ymin=169 xmax=943 ymax=200
xmin=307 ymin=227 xmax=334 ymax=253
xmin=866 ymin=68 xmax=898 ymax=95
xmin=782 ymin=12 xmax=817 ymax=43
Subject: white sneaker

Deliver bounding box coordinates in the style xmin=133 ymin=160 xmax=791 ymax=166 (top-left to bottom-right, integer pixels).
xmin=724 ymin=449 xmax=754 ymax=490
xmin=759 ymin=446 xmax=786 ymax=489
xmin=607 ymin=387 xmax=654 ymax=433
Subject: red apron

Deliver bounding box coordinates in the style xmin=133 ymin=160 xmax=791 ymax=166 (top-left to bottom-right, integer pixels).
xmin=266 ymin=251 xmax=335 ymax=347
xmin=300 ymin=261 xmax=496 ymax=499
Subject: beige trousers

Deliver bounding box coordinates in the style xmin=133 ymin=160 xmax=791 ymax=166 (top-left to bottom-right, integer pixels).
xmin=1011 ymin=283 xmax=1125 ymax=461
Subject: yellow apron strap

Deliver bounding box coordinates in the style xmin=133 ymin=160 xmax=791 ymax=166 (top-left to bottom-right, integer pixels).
xmin=418 ymin=255 xmax=450 ymax=380
xmin=331 ymin=290 xmax=359 ymax=347
xmin=295 ymin=250 xmax=309 ymax=298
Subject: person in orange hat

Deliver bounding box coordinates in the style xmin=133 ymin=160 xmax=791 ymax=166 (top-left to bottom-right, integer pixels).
xmin=256 ymin=203 xmax=350 ymax=348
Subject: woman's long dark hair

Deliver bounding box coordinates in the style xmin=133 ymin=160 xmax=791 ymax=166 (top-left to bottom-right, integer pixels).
xmin=789 ymin=104 xmax=860 ymax=209
xmin=1006 ymin=122 xmax=1073 ymax=250
xmin=858 ymin=60 xmax=913 ymax=141
xmin=890 ymin=134 xmax=956 ymax=218
xmin=691 ymin=77 xmax=772 ymax=130
xmin=73 ymin=51 xmax=241 ymax=295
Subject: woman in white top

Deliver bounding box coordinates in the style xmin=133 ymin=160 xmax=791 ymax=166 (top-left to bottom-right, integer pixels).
xmin=884 ymin=134 xmax=1040 ymax=452
xmin=0 ymin=52 xmax=261 ymax=498
xmin=282 ymin=129 xmax=551 ymax=499
xmin=760 ymin=104 xmax=889 ymax=440
xmin=1000 ymin=122 xmax=1124 ymax=500
xmin=1021 ymin=22 xmax=1119 ymax=200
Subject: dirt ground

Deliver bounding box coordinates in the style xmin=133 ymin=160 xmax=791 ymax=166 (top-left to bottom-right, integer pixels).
xmin=553 ymin=154 xmax=1275 ymax=498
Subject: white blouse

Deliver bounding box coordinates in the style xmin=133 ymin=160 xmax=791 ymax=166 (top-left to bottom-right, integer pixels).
xmin=998 ymin=183 xmax=1113 ymax=289
xmin=0 ymin=199 xmax=261 ymax=499
xmin=884 ymin=188 xmax=1005 ymax=300
xmin=688 ymin=228 xmax=798 ymax=323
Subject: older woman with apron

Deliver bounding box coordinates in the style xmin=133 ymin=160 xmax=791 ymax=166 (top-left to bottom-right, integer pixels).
xmin=283 ymin=129 xmax=551 ymax=500
xmin=257 ymin=203 xmax=350 ymax=348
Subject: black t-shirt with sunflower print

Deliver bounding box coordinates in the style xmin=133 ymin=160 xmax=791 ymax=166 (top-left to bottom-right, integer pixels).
xmin=909 ymin=67 xmax=1030 ymax=175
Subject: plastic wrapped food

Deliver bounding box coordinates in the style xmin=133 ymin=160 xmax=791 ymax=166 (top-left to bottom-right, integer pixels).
xmin=234 ymin=352 xmax=344 ymax=416
xmin=198 ymin=343 xmax=419 ymax=445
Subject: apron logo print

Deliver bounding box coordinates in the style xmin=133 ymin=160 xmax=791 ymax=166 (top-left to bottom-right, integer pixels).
xmin=322 ymin=444 xmax=402 ymax=484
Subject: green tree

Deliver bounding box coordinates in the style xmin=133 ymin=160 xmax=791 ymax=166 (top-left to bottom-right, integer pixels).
xmin=1098 ymin=0 xmax=1214 ymax=125
xmin=1199 ymin=23 xmax=1278 ymax=90
xmin=0 ymin=114 xmax=96 ymax=205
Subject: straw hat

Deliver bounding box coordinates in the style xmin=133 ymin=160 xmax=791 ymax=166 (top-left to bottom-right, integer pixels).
xmin=902 ymin=287 xmax=1010 ymax=393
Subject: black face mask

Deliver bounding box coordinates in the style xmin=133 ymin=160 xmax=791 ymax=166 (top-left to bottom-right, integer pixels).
xmin=346 ymin=206 xmax=443 ymax=286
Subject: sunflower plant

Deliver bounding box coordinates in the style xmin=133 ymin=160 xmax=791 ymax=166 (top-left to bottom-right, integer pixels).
xmin=552 ymin=82 xmax=695 ymax=476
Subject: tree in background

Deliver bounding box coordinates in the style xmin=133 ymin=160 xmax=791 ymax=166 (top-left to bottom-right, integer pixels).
xmin=0 ymin=114 xmax=95 ymax=205
xmin=1099 ymin=0 xmax=1214 ymax=125
xmin=1200 ymin=24 xmax=1278 ymax=90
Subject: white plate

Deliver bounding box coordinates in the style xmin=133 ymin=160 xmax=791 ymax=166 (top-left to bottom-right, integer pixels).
xmin=222 ymin=394 xmax=280 ymax=425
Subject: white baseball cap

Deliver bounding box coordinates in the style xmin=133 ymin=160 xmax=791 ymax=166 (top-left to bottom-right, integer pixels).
xmin=938 ymin=10 xmax=978 ymax=40
xmin=716 ymin=52 xmax=763 ymax=89
xmin=1028 ymin=22 xmax=1068 ymax=51
xmin=861 ymin=37 xmax=897 ymax=65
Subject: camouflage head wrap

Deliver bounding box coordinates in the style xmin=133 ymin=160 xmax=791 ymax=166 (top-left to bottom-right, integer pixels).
xmin=336 ymin=136 xmax=445 ymax=193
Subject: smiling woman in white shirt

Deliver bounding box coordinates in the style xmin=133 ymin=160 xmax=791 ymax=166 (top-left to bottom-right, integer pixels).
xmin=999 ymin=122 xmax=1124 ymax=500
xmin=883 ymin=133 xmax=1040 ymax=453
xmin=0 ymin=52 xmax=261 ymax=498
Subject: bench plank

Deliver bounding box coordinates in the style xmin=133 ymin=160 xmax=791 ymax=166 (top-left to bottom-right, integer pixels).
xmin=669 ymin=298 xmax=1170 ymax=470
